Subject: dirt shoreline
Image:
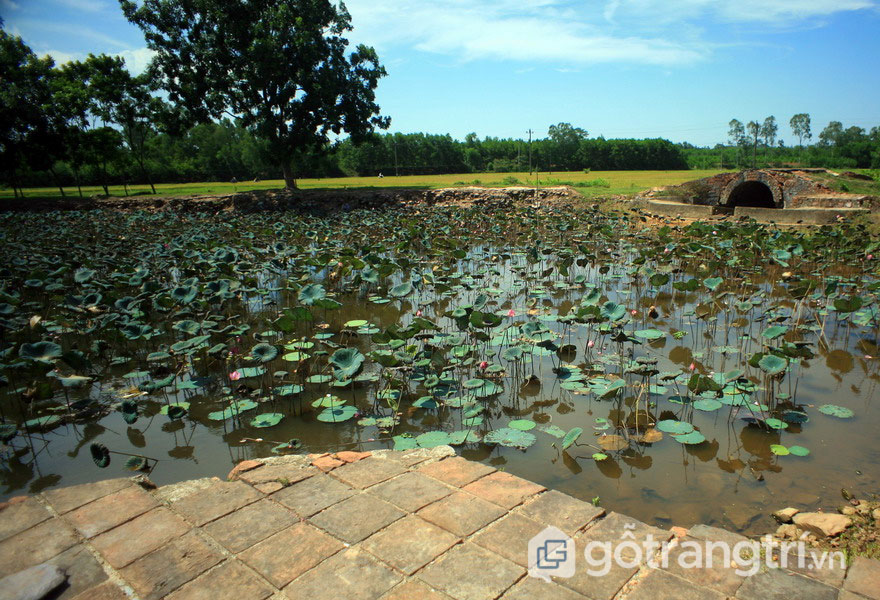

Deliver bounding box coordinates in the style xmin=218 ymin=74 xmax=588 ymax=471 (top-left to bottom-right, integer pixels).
xmin=0 ymin=186 xmax=586 ymax=214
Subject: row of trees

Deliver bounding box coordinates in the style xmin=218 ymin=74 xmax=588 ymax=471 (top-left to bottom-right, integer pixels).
xmin=723 ymin=113 xmax=880 ymax=169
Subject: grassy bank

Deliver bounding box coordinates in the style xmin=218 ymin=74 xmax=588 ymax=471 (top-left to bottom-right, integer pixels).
xmin=1 ymin=169 xmax=725 ymax=201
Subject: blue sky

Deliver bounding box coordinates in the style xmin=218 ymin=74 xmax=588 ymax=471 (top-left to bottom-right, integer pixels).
xmin=2 ymin=0 xmax=879 ymax=146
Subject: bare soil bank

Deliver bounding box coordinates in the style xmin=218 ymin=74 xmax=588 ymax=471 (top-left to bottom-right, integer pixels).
xmin=0 ymin=186 xmax=584 ymax=214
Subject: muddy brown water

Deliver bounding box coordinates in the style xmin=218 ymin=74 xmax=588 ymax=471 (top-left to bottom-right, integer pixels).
xmin=1 ymin=251 xmax=878 ymax=537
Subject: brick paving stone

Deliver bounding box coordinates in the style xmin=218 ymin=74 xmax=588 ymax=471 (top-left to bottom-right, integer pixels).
xmin=254 ymin=482 xmax=284 ymax=494
xmin=239 ymin=522 xmax=343 ymax=588
xmin=462 ymin=471 xmax=545 ymax=509
xmin=659 ymin=536 xmax=746 ymax=596
xmin=329 ymin=456 xmax=407 ymax=489
xmin=687 ymin=523 xmax=749 ymax=546
xmin=0 ymin=517 xmax=79 ymax=578
xmin=362 ymin=515 xmax=459 ymax=575
xmin=238 ymin=463 xmax=317 ymax=486
xmin=557 ymin=532 xmax=640 ymax=600
xmin=735 ymin=568 xmax=838 ymax=600
xmin=579 ymin=512 xmax=672 ymax=559
xmin=283 ymin=548 xmax=402 ymax=600
xmin=839 ymin=592 xmax=874 ymax=600
xmin=171 ymin=480 xmax=263 ymax=526
xmin=501 ymin=577 xmax=591 ymax=600
xmin=367 ymin=472 xmax=454 ymax=512
xmin=91 ymin=507 xmax=190 ymax=569
xmin=473 ymin=513 xmax=546 ymax=568
xmin=782 ymin=550 xmax=847 ymax=588
xmin=47 ymin=543 xmax=110 ymax=599
xmin=311 ymin=455 xmax=344 ymax=472
xmin=379 ymin=580 xmax=454 ymax=600
xmin=0 ymin=496 xmax=51 ymax=541
xmin=843 ymin=556 xmax=880 ymax=600
xmin=120 ymin=531 xmax=222 ymax=600
xmin=70 ymin=581 xmax=129 ymax=600
xmin=65 ymin=485 xmax=159 ymax=538
xmin=336 ymin=450 xmax=371 ymax=463
xmin=624 ymin=569 xmax=728 ymax=600
xmin=43 ymin=478 xmax=131 ymax=514
xmin=518 ymin=490 xmax=605 ymax=535
xmin=166 ymin=560 xmax=273 ymax=600
xmin=418 ymin=456 xmax=495 ymax=487
xmin=227 ymin=459 xmax=262 ymax=481
xmin=272 ymin=473 xmax=355 ymax=517
xmin=309 ymin=493 xmax=405 ymax=544
xmin=203 ymin=499 xmax=299 ymax=553
xmin=417 ymin=543 xmax=524 ymax=600
xmin=385 ymin=449 xmax=448 ymax=468
xmin=417 ymin=491 xmax=506 ymax=537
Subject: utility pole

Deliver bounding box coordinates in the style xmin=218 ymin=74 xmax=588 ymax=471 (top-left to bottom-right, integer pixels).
xmin=527 ymin=129 xmax=534 ymax=175
xmin=393 ymin=141 xmax=399 ymax=177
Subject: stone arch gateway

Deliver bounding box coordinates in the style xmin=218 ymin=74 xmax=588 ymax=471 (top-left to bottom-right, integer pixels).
xmin=720 ymin=171 xmax=784 ymax=208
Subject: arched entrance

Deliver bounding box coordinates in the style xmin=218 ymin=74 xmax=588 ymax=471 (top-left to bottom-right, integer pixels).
xmin=726 ymin=181 xmax=777 ymax=208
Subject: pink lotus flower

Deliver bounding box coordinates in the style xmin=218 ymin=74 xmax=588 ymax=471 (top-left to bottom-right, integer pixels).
xmin=866 ymin=355 xmax=874 ymax=359
xmin=867 ymin=254 xmax=874 ymax=260
xmin=630 ymin=309 xmax=638 ymax=316
xmin=507 ymin=309 xmax=515 ymax=317
xmin=229 ymin=370 xmax=241 ymax=381
xmin=664 ymin=247 xmax=671 ymax=254
xmin=479 ymin=361 xmax=489 ymax=371
xmin=688 ymin=362 xmax=696 ymax=371
xmin=416 ymin=309 xmax=423 ymax=317
xmin=587 ymin=340 xmax=595 ymax=349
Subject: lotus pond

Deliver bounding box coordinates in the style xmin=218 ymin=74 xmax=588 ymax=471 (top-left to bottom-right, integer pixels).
xmin=1 ymin=203 xmax=878 ymax=533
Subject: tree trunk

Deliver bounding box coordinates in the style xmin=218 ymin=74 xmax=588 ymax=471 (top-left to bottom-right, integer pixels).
xmin=135 ymin=154 xmax=156 ymax=194
xmin=282 ymin=162 xmax=297 ymax=189
xmin=48 ymin=166 xmax=66 ymax=197
xmin=74 ymin=168 xmax=83 ymax=198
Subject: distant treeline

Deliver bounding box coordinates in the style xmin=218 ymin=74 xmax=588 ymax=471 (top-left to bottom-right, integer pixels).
xmin=15 ymin=121 xmax=692 ymax=188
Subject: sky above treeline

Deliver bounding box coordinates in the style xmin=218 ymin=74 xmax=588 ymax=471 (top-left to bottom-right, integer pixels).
xmin=2 ymin=0 xmax=879 ymax=147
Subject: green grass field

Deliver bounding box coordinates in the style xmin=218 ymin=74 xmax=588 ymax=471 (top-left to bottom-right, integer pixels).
xmin=1 ymin=170 xmax=726 ymax=201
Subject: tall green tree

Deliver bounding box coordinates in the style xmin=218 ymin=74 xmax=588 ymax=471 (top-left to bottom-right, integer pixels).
xmin=789 ymin=113 xmax=811 ymax=150
xmin=120 ymin=0 xmax=390 ymax=189
xmin=547 ymin=123 xmax=588 ymax=171
xmin=761 ymin=116 xmax=778 ymax=150
xmin=746 ymin=121 xmax=761 ymax=168
xmin=0 ymin=29 xmax=57 ymax=197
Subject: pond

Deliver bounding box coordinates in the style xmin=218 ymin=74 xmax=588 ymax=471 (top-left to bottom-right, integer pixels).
xmin=0 ymin=204 xmax=877 ymax=534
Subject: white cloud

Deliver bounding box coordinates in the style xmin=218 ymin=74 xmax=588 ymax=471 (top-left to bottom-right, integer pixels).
xmin=16 ymin=19 xmax=131 ymax=49
xmin=604 ymin=0 xmax=875 ymax=24
xmin=1 ymin=0 xmax=20 ymax=11
xmin=53 ymin=0 xmax=108 ymax=12
xmin=344 ymin=0 xmax=704 ymax=66
xmin=342 ymin=0 xmax=875 ymax=67
xmin=39 ymin=46 xmax=153 ymax=74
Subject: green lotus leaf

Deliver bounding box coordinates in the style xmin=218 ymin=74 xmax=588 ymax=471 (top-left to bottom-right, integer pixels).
xmin=703 ymin=277 xmax=723 ymax=291
xmin=416 ymin=431 xmax=453 ymax=448
xmin=413 ymin=396 xmax=438 ymax=409
xmin=250 ymin=413 xmax=284 ymax=428
xmin=758 ymin=355 xmax=788 ymax=376
xmin=448 ymin=430 xmax=482 ymax=445
xmin=762 ymin=325 xmax=788 ymax=340
xmin=393 ymin=434 xmax=418 ymax=450
xmin=298 ymin=283 xmax=326 ymax=306
xmin=24 ymin=415 xmax=62 ymax=430
xmin=171 ymin=285 xmax=198 ymax=304
xmin=329 ymin=347 xmax=365 ymax=379
xmin=312 ymin=395 xmax=346 ymax=408
xmin=693 ymin=398 xmax=722 ymax=412
xmin=672 ymin=430 xmax=706 ymax=444
xmin=788 ymin=445 xmax=810 ymax=456
xmin=770 ymin=444 xmax=790 ymax=456
xmin=0 ymin=423 xmax=17 ymax=443
xmin=592 ymin=453 xmax=609 ymax=461
xmin=656 ymin=420 xmax=694 ymax=434
xmin=763 ymin=418 xmax=788 ymax=430
xmin=19 ymin=341 xmax=63 ymax=363
xmin=250 ymin=343 xmax=279 ymax=363
xmin=508 ymin=419 xmax=536 ymax=431
xmin=483 ymin=427 xmax=537 ymax=449
xmin=389 ymin=282 xmax=413 ymax=297
xmin=316 ymin=405 xmax=357 ymax=423
xmin=634 ymin=329 xmax=665 ymax=340
xmin=561 ymin=427 xmax=583 ymax=450
xmin=818 ymin=404 xmax=854 ymax=418
xmin=90 ymin=443 xmax=110 ymax=468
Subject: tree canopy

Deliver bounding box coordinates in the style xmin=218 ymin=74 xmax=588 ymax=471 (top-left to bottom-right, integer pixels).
xmin=119 ymin=0 xmax=390 ymax=188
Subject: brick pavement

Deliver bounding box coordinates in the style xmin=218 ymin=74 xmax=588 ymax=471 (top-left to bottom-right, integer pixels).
xmin=1 ymin=446 xmax=878 ymax=600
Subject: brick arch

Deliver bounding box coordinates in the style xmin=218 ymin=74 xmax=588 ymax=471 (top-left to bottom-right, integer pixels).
xmin=720 ymin=171 xmax=784 ymax=208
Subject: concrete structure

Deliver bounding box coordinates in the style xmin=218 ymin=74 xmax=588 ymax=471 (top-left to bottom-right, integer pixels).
xmin=2 ymin=447 xmax=879 ymax=600
xmin=640 ymin=169 xmax=876 ymax=211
